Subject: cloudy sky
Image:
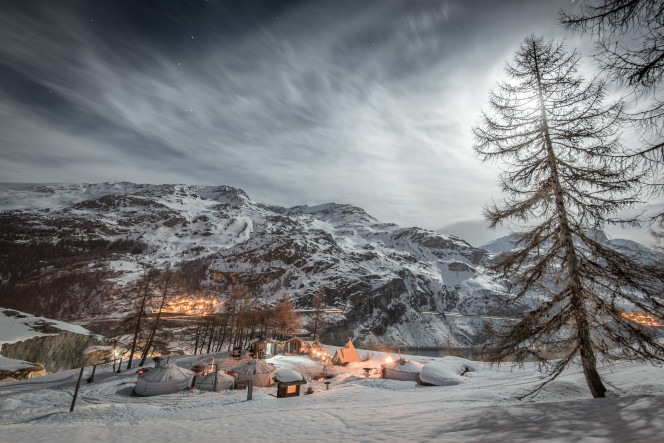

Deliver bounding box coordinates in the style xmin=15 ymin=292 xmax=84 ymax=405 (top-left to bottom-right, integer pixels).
xmin=0 ymin=0 xmax=657 ymax=245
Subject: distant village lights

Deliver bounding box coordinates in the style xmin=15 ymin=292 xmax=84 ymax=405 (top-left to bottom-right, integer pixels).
xmin=161 ymin=295 xmax=220 ymax=315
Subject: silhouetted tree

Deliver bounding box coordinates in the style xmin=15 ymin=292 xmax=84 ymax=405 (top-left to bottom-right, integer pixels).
xmin=309 ymin=287 xmax=327 ymax=341
xmin=125 ymin=268 xmax=157 ymax=369
xmin=139 ymin=269 xmax=181 ymax=366
xmin=561 ymin=0 xmax=664 ymax=236
xmin=474 ymin=36 xmax=664 ymax=398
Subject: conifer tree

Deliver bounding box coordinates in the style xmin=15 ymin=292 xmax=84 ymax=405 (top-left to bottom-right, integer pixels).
xmin=309 ymin=287 xmax=327 ymax=341
xmin=561 ymin=0 xmax=664 ymax=238
xmin=125 ymin=267 xmax=157 ymax=370
xmin=473 ymin=36 xmax=664 ymax=398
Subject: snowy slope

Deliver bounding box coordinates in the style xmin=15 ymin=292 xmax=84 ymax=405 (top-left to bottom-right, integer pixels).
xmin=0 ymin=308 xmax=95 ymax=346
xmin=0 ymin=350 xmax=662 ymax=442
xmin=5 ymin=182 xmax=656 ymax=349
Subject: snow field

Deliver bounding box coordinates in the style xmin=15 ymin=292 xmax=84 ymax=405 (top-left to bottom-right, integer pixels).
xmin=1 ymin=350 xmax=663 ymax=442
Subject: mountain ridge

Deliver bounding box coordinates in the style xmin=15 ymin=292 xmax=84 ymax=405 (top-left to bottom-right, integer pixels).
xmin=1 ymin=182 xmax=657 ymax=349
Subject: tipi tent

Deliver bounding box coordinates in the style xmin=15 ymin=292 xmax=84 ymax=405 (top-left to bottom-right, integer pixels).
xmin=381 ymin=358 xmax=423 ymax=383
xmin=331 ymin=339 xmax=361 ymax=365
xmin=134 ymin=364 xmax=194 ymax=396
xmin=195 ymin=370 xmax=235 ymax=391
xmin=232 ymin=359 xmax=277 ymax=387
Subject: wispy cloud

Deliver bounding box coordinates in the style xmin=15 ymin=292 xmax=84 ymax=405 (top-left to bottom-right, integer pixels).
xmin=0 ymin=0 xmax=610 ymax=238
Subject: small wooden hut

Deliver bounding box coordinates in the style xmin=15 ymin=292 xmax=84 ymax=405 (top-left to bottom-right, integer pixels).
xmin=278 ymin=337 xmax=303 ymax=354
xmin=249 ymin=338 xmax=278 ymax=359
xmin=274 ymin=369 xmax=307 ymax=398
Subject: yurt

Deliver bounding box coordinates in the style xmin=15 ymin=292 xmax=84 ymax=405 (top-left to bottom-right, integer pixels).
xmin=331 ymin=339 xmax=361 ymax=365
xmin=195 ymin=370 xmax=235 ymax=391
xmin=232 ymin=359 xmax=277 ymax=387
xmin=380 ymin=358 xmax=423 ymax=383
xmin=134 ymin=364 xmax=194 ymax=396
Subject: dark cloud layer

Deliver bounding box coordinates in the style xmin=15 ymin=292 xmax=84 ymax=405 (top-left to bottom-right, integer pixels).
xmin=5 ymin=0 xmax=650 ymax=245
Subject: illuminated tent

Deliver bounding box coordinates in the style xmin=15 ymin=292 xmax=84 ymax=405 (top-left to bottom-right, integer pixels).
xmin=380 ymin=358 xmax=423 ymax=383
xmin=195 ymin=371 xmax=235 ymax=391
xmin=232 ymin=359 xmax=277 ymax=387
xmin=331 ymin=339 xmax=361 ymax=365
xmin=134 ymin=364 xmax=194 ymax=396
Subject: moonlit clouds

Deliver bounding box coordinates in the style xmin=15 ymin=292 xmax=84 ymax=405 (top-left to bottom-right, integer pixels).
xmin=4 ymin=0 xmax=651 ymax=245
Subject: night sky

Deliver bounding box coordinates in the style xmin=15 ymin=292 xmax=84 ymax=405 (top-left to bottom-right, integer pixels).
xmin=3 ymin=0 xmax=652 ymax=245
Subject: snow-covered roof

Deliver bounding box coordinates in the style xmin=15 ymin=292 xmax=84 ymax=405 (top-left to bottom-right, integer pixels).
xmin=381 ymin=358 xmax=423 ymax=373
xmin=137 ymin=364 xmax=194 ymax=383
xmin=233 ymin=359 xmax=277 ymax=375
xmin=275 ymin=368 xmax=305 ymax=383
xmin=419 ymin=356 xmax=480 ymax=386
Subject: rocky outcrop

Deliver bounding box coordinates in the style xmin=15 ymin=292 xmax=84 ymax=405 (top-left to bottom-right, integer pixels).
xmin=1 ymin=332 xmax=106 ymax=373
xmin=0 ymin=364 xmax=48 ymax=382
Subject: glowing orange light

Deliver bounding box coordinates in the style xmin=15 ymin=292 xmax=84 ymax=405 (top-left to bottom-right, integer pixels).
xmin=385 ymin=356 xmax=393 ymax=364
xmin=621 ymin=312 xmax=662 ymax=327
xmin=162 ymin=295 xmax=220 ymax=315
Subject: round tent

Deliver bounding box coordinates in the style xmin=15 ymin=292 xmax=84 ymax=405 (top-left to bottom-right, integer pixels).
xmin=232 ymin=359 xmax=277 ymax=387
xmin=195 ymin=371 xmax=235 ymax=391
xmin=381 ymin=358 xmax=423 ymax=383
xmin=134 ymin=364 xmax=194 ymax=396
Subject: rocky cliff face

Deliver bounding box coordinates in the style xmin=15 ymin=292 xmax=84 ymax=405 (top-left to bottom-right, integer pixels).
xmin=0 ymin=183 xmax=516 ymax=348
xmin=1 ymin=332 xmax=104 ymax=373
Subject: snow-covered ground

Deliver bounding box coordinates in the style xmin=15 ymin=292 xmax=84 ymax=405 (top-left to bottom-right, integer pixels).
xmin=0 ymin=309 xmax=97 ymax=345
xmin=1 ymin=349 xmax=662 ymax=442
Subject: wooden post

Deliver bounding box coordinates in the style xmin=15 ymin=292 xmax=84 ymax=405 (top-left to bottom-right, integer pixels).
xmin=70 ymin=367 xmax=85 ymax=412
xmin=247 ymin=379 xmax=253 ymax=400
xmin=87 ymin=365 xmax=97 ymax=383
xmin=117 ymin=358 xmax=122 ymax=373
xmin=213 ymin=368 xmax=219 ymax=392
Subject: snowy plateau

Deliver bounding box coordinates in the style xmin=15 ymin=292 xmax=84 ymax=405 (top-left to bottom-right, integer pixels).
xmin=0 ymin=182 xmax=661 ymax=349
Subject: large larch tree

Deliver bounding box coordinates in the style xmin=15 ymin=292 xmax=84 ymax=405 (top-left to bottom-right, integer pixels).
xmin=473 ymin=36 xmax=664 ymax=398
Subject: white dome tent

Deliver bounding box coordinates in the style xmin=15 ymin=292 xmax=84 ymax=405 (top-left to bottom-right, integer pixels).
xmin=195 ymin=371 xmax=235 ymax=391
xmin=232 ymin=359 xmax=277 ymax=387
xmin=134 ymin=364 xmax=194 ymax=396
xmin=381 ymin=358 xmax=423 ymax=383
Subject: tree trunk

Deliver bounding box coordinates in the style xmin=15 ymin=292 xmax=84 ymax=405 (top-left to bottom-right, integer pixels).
xmin=533 ymin=42 xmax=606 ymax=398
xmin=139 ymin=273 xmax=172 ymax=366
xmin=127 ymin=272 xmax=152 ymax=369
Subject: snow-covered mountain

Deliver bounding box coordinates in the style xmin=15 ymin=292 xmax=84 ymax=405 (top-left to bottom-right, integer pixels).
xmin=8 ymin=182 xmax=656 ymax=349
